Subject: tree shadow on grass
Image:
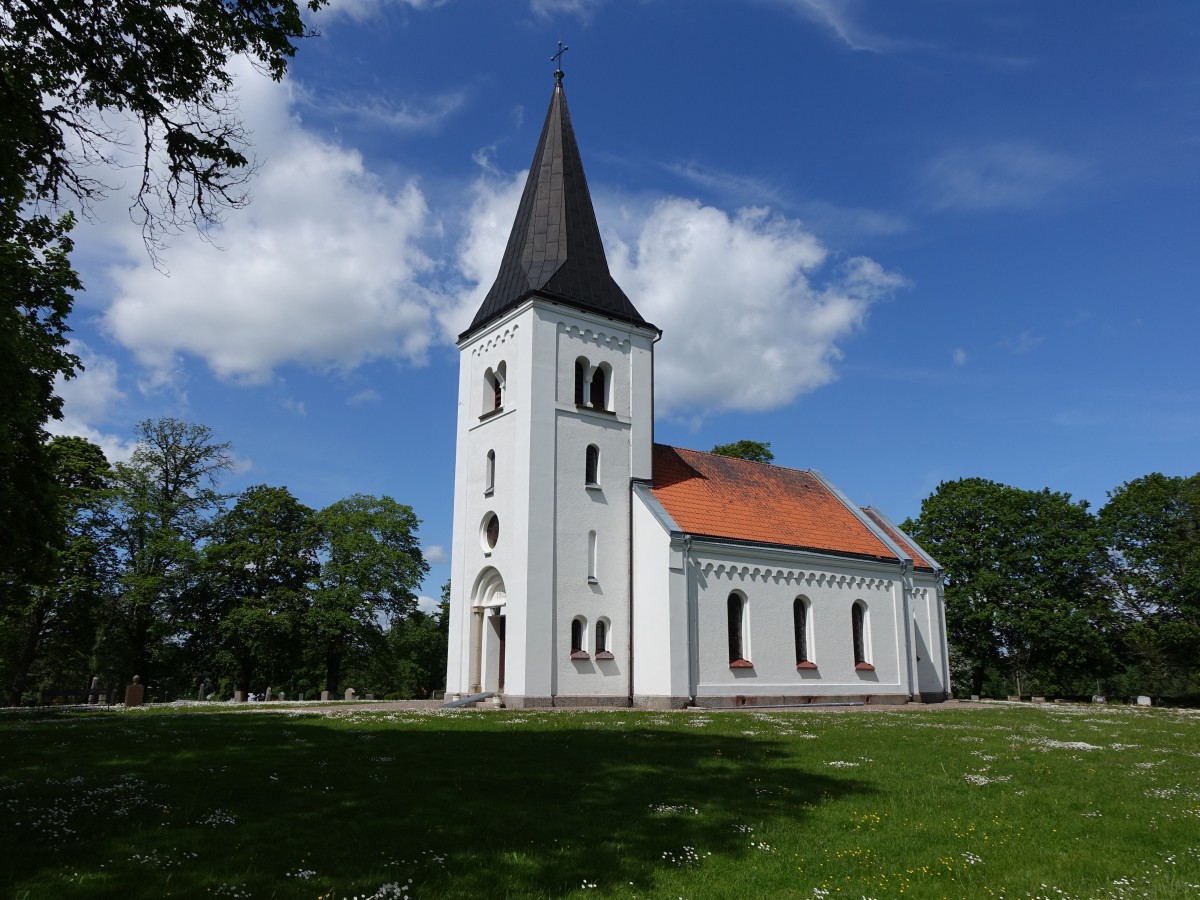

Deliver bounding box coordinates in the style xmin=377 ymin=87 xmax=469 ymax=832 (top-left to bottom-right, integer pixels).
xmin=0 ymin=710 xmax=872 ymax=898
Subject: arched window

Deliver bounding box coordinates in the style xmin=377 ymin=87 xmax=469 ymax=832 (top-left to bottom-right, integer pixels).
xmin=589 ymin=364 xmax=608 ymax=410
xmin=794 ymin=597 xmax=814 ymax=668
xmin=595 ymin=619 xmax=609 ymax=657
xmin=483 ymin=362 xmax=505 ymax=415
xmin=585 ymin=444 xmax=600 ymax=486
xmin=587 ymin=530 xmax=598 ymax=583
xmin=728 ymin=593 xmax=750 ymax=666
xmin=484 ymin=450 xmax=495 ymax=495
xmin=570 ymin=617 xmax=588 ymax=659
xmin=574 ymin=358 xmax=588 ymax=406
xmin=852 ymin=601 xmax=872 ymax=669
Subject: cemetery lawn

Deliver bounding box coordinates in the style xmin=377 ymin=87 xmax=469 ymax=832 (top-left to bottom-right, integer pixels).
xmin=1 ymin=704 xmax=1198 ymax=899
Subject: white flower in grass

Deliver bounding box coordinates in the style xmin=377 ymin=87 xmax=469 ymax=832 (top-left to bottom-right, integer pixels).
xmin=827 ymin=760 xmax=858 ymax=768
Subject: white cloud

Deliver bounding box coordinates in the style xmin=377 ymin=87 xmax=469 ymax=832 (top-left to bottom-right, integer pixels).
xmin=776 ymin=0 xmax=909 ymax=53
xmin=102 ymin=59 xmax=443 ymax=385
xmin=47 ymin=343 xmax=139 ymax=461
xmin=1001 ymin=330 xmax=1044 ymax=354
xmin=314 ymin=0 xmax=445 ymax=24
xmin=921 ymin=141 xmax=1085 ymax=212
xmin=437 ymin=165 xmax=526 ymax=341
xmin=530 ymin=0 xmax=604 ymax=21
xmin=347 ymin=388 xmax=382 ymax=406
xmin=952 ymin=347 xmax=968 ymax=366
xmin=310 ymin=90 xmax=466 ymax=132
xmin=424 ymin=544 xmax=449 ymax=563
xmin=416 ymin=594 xmax=441 ymax=614
xmin=608 ymin=200 xmax=905 ymax=415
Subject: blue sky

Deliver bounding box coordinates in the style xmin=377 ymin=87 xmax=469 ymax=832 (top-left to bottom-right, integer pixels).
xmin=55 ymin=0 xmax=1200 ymax=605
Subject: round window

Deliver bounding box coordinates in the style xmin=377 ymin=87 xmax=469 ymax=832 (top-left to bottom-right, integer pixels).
xmin=481 ymin=512 xmax=500 ymax=550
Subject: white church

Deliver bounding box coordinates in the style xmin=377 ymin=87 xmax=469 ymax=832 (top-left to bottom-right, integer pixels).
xmin=445 ymin=69 xmax=950 ymax=709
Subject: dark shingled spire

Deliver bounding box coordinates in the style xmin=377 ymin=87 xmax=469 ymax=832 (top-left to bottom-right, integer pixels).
xmin=461 ymin=72 xmax=650 ymax=340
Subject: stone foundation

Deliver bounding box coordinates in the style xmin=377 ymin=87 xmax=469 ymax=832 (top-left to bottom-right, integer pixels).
xmin=692 ymin=692 xmax=910 ymax=709
xmin=633 ymin=695 xmax=692 ymax=710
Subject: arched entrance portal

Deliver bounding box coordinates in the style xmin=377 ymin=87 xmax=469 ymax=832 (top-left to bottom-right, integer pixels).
xmin=469 ymin=568 xmax=507 ymax=695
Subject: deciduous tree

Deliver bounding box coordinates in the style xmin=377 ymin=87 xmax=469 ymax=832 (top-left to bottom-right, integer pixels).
xmin=711 ymin=440 xmax=774 ymax=464
xmin=904 ymin=478 xmax=1116 ymax=697
xmin=309 ymin=495 xmax=429 ymax=696
xmin=107 ymin=419 xmax=231 ymax=684
xmin=198 ymin=485 xmax=320 ymax=696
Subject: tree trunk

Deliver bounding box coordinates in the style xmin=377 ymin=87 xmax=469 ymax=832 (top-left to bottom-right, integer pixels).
xmin=325 ymin=645 xmax=342 ymax=696
xmin=7 ymin=599 xmax=51 ymax=706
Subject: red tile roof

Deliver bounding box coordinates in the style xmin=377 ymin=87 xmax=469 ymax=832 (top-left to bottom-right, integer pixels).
xmin=649 ymin=445 xmax=900 ymax=563
xmin=861 ymin=507 xmax=936 ymax=571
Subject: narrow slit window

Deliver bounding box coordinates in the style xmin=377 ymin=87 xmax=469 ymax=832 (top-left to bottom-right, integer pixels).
xmin=574 ymin=359 xmax=587 ymax=405
xmin=852 ymin=602 xmax=870 ymax=667
xmin=570 ymin=617 xmax=588 ymax=659
xmin=589 ymin=366 xmax=607 ymax=410
xmin=596 ymin=620 xmax=607 ymax=653
xmin=585 ymin=445 xmax=599 ymax=486
xmin=794 ymin=598 xmax=810 ymax=666
xmin=728 ymin=593 xmax=744 ymax=664
xmin=485 ymin=450 xmax=495 ymax=494
xmin=587 ymin=530 xmax=598 ymax=583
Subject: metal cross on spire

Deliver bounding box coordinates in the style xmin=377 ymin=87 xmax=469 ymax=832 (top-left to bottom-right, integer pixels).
xmin=551 ymin=41 xmax=569 ymax=80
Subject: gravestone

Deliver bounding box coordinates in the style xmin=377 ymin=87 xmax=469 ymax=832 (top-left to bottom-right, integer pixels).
xmin=970 ymin=694 xmax=980 ymax=702
xmin=266 ymin=687 xmax=273 ymax=701
xmin=1032 ymin=696 xmax=1047 ymax=703
xmin=1007 ymin=695 xmax=1021 ymax=702
xmin=1092 ymin=695 xmax=1106 ymax=704
xmin=1137 ymin=695 xmax=1152 ymax=707
xmin=124 ymin=675 xmax=145 ymax=707
xmin=344 ymin=688 xmax=356 ymax=701
xmin=197 ymin=682 xmax=208 ymax=702
xmin=234 ymin=690 xmax=246 ymax=703
xmin=320 ymin=690 xmax=331 ymax=701
xmin=366 ymin=694 xmax=375 ymax=701
xmin=297 ymin=692 xmax=304 ymax=702
xmin=88 ymin=675 xmax=101 ymax=705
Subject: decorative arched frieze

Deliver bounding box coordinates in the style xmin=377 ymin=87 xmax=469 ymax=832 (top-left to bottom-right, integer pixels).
xmin=558 ymin=322 xmax=630 ymax=350
xmin=471 ymin=324 xmax=518 ymax=355
xmin=699 ymin=561 xmax=891 ymax=591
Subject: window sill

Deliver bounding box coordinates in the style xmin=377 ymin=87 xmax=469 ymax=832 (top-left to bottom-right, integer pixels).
xmin=595 ymin=651 xmax=614 ymax=660
xmin=478 ymin=407 xmax=504 ymax=422
xmin=585 ymin=483 xmax=601 ymax=491
xmin=483 ymin=488 xmax=494 ymax=497
xmin=854 ymin=662 xmax=875 ymax=671
xmin=729 ymin=658 xmax=754 ymax=669
xmin=575 ymin=404 xmax=615 ymax=416
xmin=796 ymin=661 xmax=818 ymax=670
xmin=569 ymin=650 xmax=590 ymax=660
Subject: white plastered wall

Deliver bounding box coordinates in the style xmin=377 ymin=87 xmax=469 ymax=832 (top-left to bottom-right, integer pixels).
xmin=690 ymin=545 xmax=911 ymax=701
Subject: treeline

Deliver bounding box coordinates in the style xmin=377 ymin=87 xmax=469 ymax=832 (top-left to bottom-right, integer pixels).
xmin=0 ymin=419 xmax=445 ymax=705
xmin=903 ymin=474 xmax=1200 ymax=702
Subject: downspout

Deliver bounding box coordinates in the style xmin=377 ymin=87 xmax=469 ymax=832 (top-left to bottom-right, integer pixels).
xmin=899 ymin=559 xmax=915 ymax=701
xmin=683 ymin=534 xmax=696 ymax=706
xmin=628 ymin=478 xmax=635 ymax=705
xmin=628 ymin=328 xmax=662 ymax=706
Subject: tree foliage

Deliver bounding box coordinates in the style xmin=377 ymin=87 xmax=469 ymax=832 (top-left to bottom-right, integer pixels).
xmin=108 ymin=418 xmax=232 ymax=682
xmin=1099 ymin=473 xmax=1200 ymax=681
xmin=904 ymin=478 xmax=1116 ymax=696
xmin=711 ymin=440 xmax=774 ymax=464
xmin=310 ymin=495 xmax=430 ymax=695
xmin=198 ymin=485 xmax=320 ymax=694
xmin=2 ymin=435 xmax=113 ymax=704
xmin=0 ymin=0 xmax=326 ymax=621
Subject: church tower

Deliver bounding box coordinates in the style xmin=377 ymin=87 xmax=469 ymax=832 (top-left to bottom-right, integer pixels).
xmin=445 ymin=67 xmax=658 ymax=707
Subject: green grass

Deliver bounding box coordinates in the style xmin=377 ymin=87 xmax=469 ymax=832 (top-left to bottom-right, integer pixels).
xmin=1 ymin=703 xmax=1198 ymax=899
